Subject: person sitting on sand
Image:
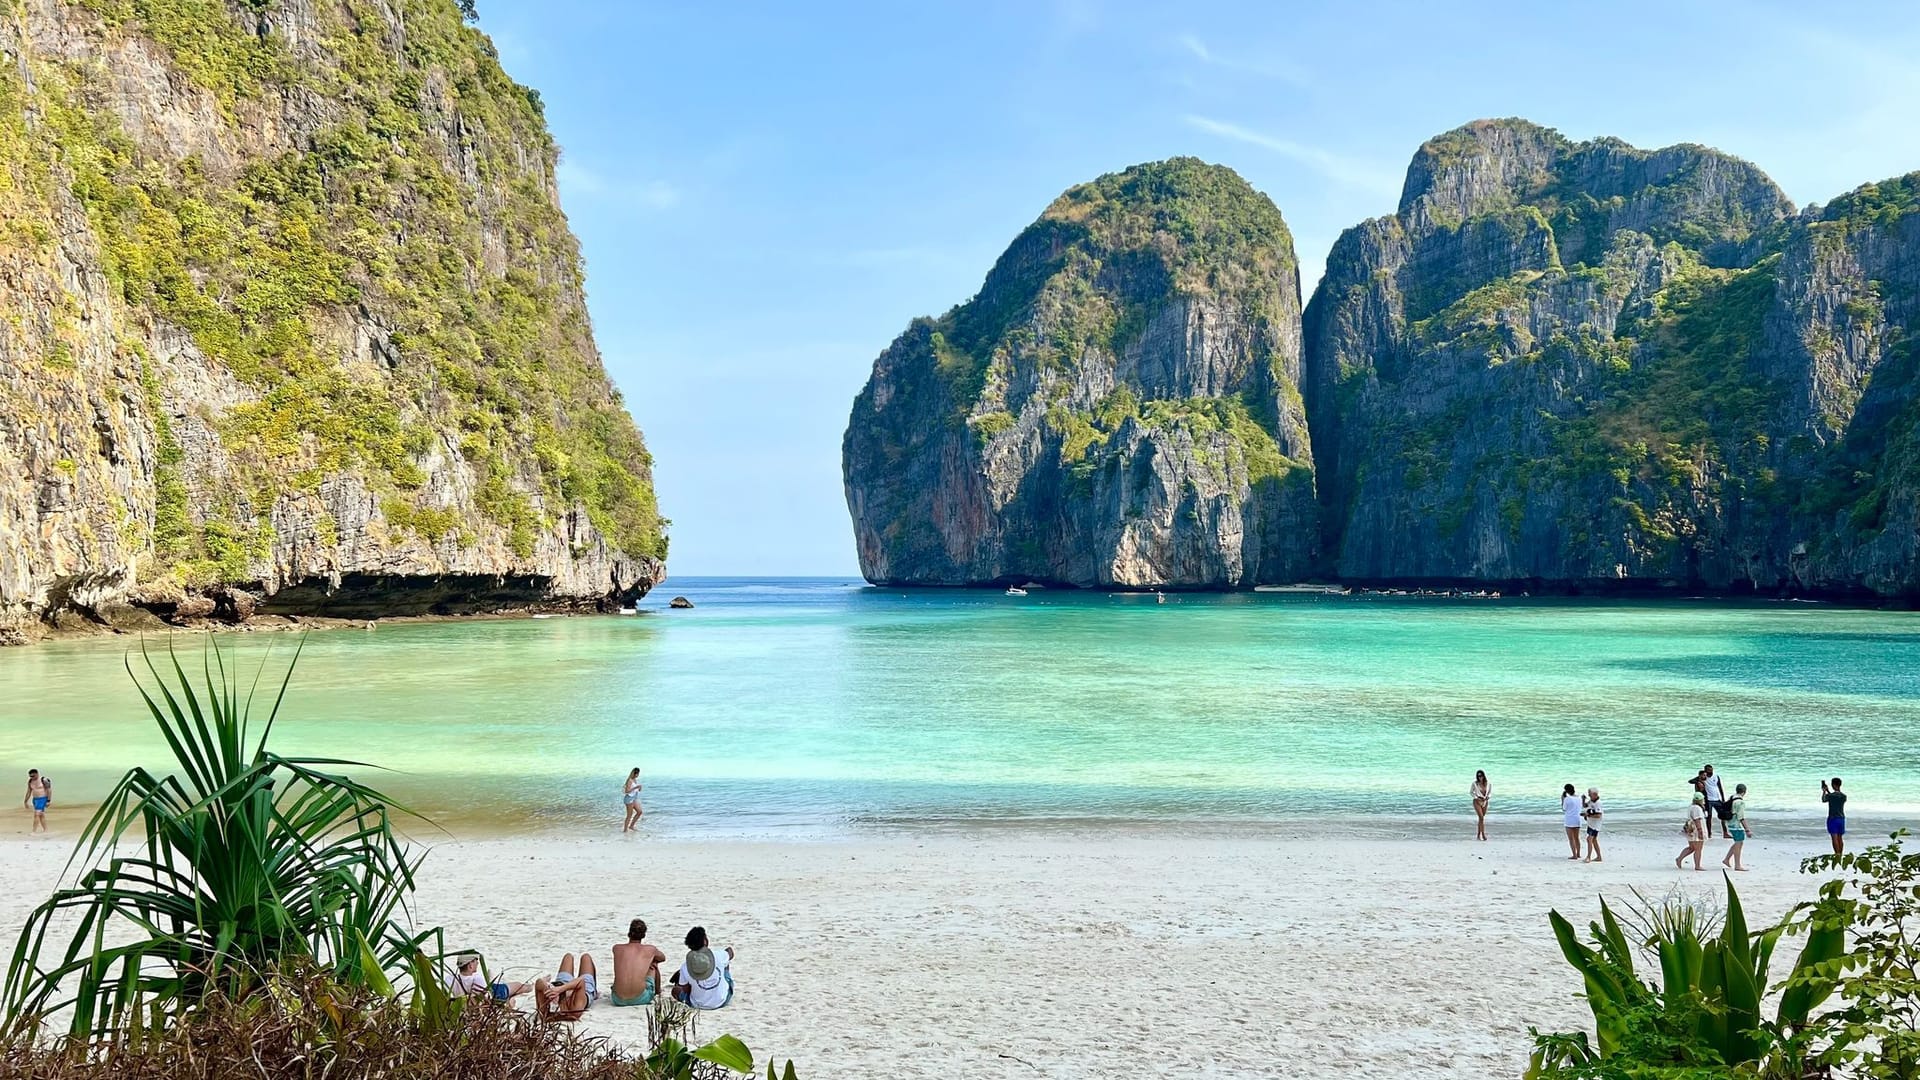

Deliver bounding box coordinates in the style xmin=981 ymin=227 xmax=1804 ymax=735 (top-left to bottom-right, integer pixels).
xmin=1561 ymin=783 xmax=1582 ymax=860
xmin=671 ymin=926 xmax=735 ymax=1010
xmin=1722 ymin=784 xmax=1754 ymax=871
xmin=1581 ymin=787 xmax=1603 ymax=864
xmin=610 ymin=918 xmax=666 ymax=1007
xmin=1675 ymin=792 xmax=1708 ymax=871
xmin=534 ymin=952 xmax=598 ymax=1021
xmin=1470 ymin=770 xmax=1490 ymax=841
xmin=446 ymin=952 xmax=529 ymax=1002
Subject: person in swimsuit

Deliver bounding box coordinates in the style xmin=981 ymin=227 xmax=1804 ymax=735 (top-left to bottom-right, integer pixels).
xmin=1721 ymin=784 xmax=1754 ymax=871
xmin=1821 ymin=777 xmax=1847 ymax=855
xmin=534 ymin=952 xmax=598 ymax=1022
xmin=623 ymin=767 xmax=643 ymax=833
xmin=1469 ymin=770 xmax=1490 ymax=841
xmin=23 ymin=769 xmax=48 ymax=833
xmin=610 ymin=918 xmax=665 ymax=1006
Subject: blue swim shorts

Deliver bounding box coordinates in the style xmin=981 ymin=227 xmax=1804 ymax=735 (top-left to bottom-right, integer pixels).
xmin=31 ymin=797 xmax=47 ymax=812
xmin=1827 ymin=817 xmax=1846 ymax=837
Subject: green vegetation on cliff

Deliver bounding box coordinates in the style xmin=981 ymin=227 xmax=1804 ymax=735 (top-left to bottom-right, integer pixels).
xmin=4 ymin=0 xmax=664 ymax=578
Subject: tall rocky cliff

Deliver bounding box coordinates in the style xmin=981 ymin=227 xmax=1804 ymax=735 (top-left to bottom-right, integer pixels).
xmin=0 ymin=0 xmax=665 ymax=641
xmin=842 ymin=158 xmax=1317 ymax=588
xmin=847 ymin=121 xmax=1920 ymax=600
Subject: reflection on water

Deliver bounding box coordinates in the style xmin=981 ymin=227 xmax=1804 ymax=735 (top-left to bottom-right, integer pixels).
xmin=2 ymin=579 xmax=1918 ymax=836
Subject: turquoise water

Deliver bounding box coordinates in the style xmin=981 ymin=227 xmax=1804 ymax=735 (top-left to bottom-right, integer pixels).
xmin=3 ymin=579 xmax=1918 ymax=835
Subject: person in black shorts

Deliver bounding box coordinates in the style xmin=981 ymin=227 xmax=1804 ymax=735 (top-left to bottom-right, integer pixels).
xmin=1821 ymin=777 xmax=1847 ymax=855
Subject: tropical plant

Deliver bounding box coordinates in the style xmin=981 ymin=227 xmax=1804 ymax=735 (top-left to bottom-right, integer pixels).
xmin=1528 ymin=875 xmax=1843 ymax=1079
xmin=1788 ymin=832 xmax=1920 ymax=1079
xmin=1 ymin=638 xmax=435 ymax=1035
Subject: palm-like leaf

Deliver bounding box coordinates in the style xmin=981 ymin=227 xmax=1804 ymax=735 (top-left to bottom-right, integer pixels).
xmin=2 ymin=637 xmax=437 ymax=1035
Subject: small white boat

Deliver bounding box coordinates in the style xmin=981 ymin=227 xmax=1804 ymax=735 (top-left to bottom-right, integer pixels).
xmin=1005 ymin=587 xmax=1028 ymax=596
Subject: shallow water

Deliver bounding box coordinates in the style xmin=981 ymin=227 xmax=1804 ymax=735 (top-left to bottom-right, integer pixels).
xmin=3 ymin=579 xmax=1917 ymax=836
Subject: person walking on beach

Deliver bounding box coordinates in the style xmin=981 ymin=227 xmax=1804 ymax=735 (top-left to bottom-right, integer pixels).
xmin=1701 ymin=765 xmax=1726 ymax=838
xmin=23 ymin=769 xmax=47 ymax=833
xmin=1676 ymin=792 xmax=1708 ymax=870
xmin=1722 ymin=784 xmax=1753 ymax=871
xmin=1561 ymin=783 xmax=1583 ymax=860
xmin=1821 ymin=777 xmax=1847 ymax=855
xmin=1581 ymin=787 xmax=1603 ymax=863
xmin=1470 ymin=770 xmax=1491 ymax=841
xmin=622 ymin=768 xmax=643 ymax=832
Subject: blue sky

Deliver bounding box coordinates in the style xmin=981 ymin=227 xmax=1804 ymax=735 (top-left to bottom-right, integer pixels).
xmin=478 ymin=0 xmax=1920 ymax=577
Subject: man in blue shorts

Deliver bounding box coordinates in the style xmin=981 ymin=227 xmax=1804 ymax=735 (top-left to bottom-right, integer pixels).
xmin=1821 ymin=777 xmax=1847 ymax=855
xmin=23 ymin=769 xmax=48 ymax=833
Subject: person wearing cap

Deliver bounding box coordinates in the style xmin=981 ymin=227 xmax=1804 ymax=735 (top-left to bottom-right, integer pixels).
xmin=1580 ymin=787 xmax=1603 ymax=864
xmin=671 ymin=926 xmax=736 ymax=1010
xmin=445 ymin=953 xmax=528 ymax=1002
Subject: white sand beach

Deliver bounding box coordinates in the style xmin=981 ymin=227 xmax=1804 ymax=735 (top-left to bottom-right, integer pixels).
xmin=0 ymin=820 xmax=1848 ymax=1079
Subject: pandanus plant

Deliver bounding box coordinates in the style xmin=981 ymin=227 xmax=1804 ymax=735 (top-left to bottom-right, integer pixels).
xmin=1 ymin=638 xmax=437 ymax=1035
xmin=1528 ymin=877 xmax=1846 ymax=1078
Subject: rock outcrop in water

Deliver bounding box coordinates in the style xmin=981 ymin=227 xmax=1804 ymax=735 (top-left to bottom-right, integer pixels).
xmin=846 ymin=120 xmax=1920 ymax=600
xmin=842 ymin=158 xmax=1317 ymax=588
xmin=0 ymin=0 xmax=666 ymax=642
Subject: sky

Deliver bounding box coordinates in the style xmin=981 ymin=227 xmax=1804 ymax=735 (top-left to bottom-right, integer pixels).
xmin=476 ymin=0 xmax=1920 ymax=577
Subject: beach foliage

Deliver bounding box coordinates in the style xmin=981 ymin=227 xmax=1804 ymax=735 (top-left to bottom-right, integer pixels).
xmin=0 ymin=638 xmax=433 ymax=1035
xmin=1785 ymin=832 xmax=1920 ymax=1079
xmin=1527 ymin=875 xmax=1842 ymax=1079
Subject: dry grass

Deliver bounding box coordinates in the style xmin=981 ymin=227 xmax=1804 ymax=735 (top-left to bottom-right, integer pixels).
xmin=0 ymin=978 xmax=652 ymax=1080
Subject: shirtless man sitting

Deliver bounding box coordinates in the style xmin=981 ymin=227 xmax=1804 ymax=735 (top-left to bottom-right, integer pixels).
xmin=610 ymin=918 xmax=666 ymax=1007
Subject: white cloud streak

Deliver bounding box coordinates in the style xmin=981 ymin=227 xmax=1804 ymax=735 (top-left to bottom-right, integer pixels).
xmin=1183 ymin=115 xmax=1401 ymax=196
xmin=1176 ymin=33 xmax=1313 ymax=89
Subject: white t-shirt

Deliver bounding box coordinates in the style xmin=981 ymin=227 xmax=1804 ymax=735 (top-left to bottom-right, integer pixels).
xmin=676 ymin=948 xmax=732 ymax=1009
xmin=1686 ymin=803 xmax=1706 ymax=836
xmin=447 ymin=969 xmax=487 ymax=996
xmin=1562 ymin=795 xmax=1582 ymax=828
xmin=1583 ymin=800 xmax=1602 ymax=831
xmin=1703 ymin=775 xmax=1724 ymax=802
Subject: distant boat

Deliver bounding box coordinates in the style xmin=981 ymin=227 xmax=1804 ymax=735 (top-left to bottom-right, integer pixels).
xmin=1005 ymin=587 xmax=1028 ymax=596
xmin=1254 ymin=584 xmax=1349 ymax=595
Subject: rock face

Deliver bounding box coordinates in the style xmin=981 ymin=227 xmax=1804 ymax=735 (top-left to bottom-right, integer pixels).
xmin=1304 ymin=119 xmax=1920 ymax=598
xmin=0 ymin=0 xmax=666 ymax=640
xmin=847 ymin=121 xmax=1920 ymax=599
xmin=843 ymin=158 xmax=1317 ymax=587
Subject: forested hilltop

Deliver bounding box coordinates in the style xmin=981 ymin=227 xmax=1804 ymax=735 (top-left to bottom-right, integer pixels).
xmin=0 ymin=0 xmax=665 ymax=643
xmin=845 ymin=119 xmax=1920 ymax=600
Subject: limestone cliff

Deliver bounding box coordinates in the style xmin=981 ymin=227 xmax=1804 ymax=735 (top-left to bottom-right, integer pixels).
xmin=0 ymin=0 xmax=665 ymax=641
xmin=842 ymin=158 xmax=1317 ymax=587
xmin=847 ymin=122 xmax=1920 ymax=600
xmin=1304 ymin=119 xmax=1920 ymax=599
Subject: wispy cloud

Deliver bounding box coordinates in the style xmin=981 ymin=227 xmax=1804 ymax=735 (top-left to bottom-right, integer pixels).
xmin=1183 ymin=115 xmax=1400 ymax=195
xmin=1176 ymin=33 xmax=1313 ymax=89
xmin=556 ymin=161 xmax=681 ymax=210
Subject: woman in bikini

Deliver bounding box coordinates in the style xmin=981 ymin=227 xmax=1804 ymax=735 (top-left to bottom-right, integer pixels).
xmin=1469 ymin=770 xmax=1491 ymax=841
xmin=622 ymin=767 xmax=643 ymax=832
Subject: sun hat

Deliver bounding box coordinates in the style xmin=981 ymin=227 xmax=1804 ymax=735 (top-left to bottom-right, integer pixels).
xmin=455 ymin=952 xmax=481 ymax=969
xmin=686 ymin=947 xmax=716 ymax=981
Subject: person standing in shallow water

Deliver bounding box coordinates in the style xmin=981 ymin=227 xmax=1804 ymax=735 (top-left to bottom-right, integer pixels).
xmin=622 ymin=768 xmax=643 ymax=832
xmin=1821 ymin=777 xmax=1847 ymax=855
xmin=1469 ymin=770 xmax=1490 ymax=841
xmin=1561 ymin=783 xmax=1583 ymax=860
